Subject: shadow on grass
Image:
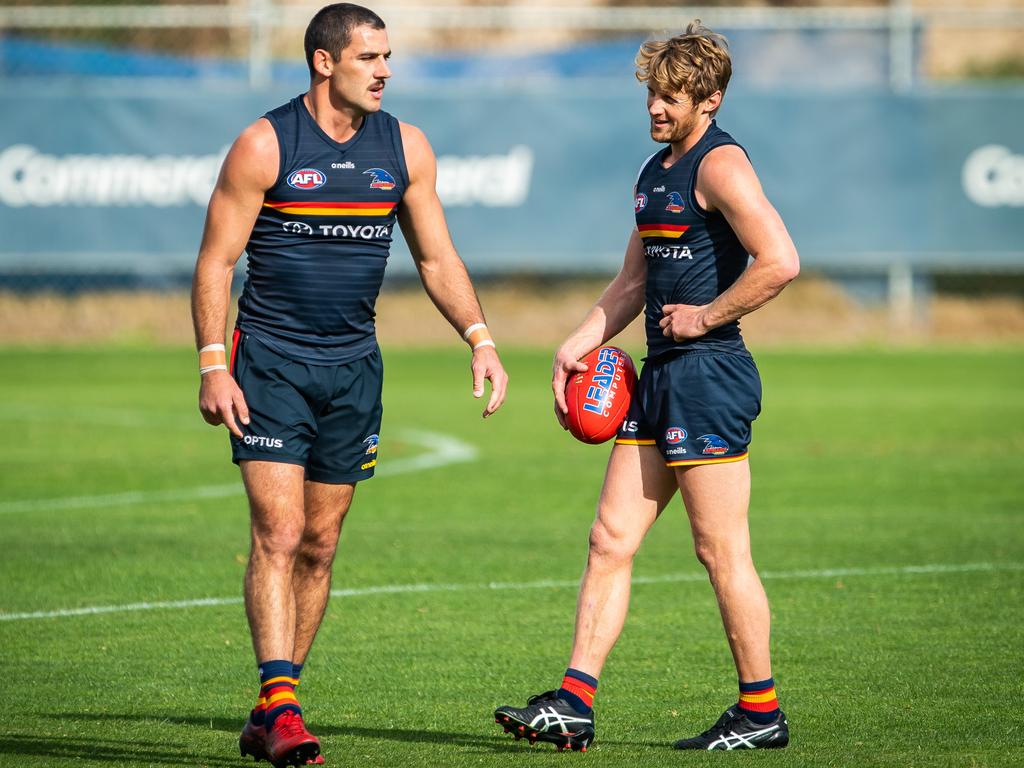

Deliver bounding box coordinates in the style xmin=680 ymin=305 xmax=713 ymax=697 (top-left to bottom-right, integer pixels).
xmin=45 ymin=711 xmax=650 ymax=753
xmin=0 ymin=733 xmax=238 ymax=766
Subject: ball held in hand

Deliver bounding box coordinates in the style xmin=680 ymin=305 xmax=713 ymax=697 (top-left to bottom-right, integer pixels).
xmin=564 ymin=346 xmax=637 ymax=444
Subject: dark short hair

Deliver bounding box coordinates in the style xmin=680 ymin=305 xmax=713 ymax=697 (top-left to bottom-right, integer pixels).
xmin=304 ymin=3 xmax=386 ymax=76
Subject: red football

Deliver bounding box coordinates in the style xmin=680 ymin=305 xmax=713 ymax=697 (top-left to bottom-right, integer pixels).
xmin=564 ymin=346 xmax=638 ymax=444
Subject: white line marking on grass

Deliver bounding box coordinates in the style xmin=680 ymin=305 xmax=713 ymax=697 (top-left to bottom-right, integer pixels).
xmin=0 ymin=596 xmax=245 ymax=622
xmin=0 ymin=403 xmax=204 ymax=431
xmin=2 ymin=561 xmax=1020 ymax=623
xmin=0 ymin=484 xmax=243 ymax=516
xmin=0 ymin=429 xmax=477 ymax=516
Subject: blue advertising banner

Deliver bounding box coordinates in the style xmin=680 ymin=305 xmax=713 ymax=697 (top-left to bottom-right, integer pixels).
xmin=1 ymin=81 xmax=1022 ymax=276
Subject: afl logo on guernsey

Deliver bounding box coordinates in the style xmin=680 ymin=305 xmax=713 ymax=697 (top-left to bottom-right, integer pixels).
xmin=287 ymin=168 xmax=327 ymax=190
xmin=364 ymin=168 xmax=396 ymax=190
xmin=634 ymin=193 xmax=648 ymax=213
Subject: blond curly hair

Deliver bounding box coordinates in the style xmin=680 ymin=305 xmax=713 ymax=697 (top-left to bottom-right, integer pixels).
xmin=635 ymin=21 xmax=732 ymax=115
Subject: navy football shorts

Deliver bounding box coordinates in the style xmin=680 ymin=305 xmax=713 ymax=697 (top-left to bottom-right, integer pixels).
xmin=615 ymin=350 xmax=761 ymax=467
xmin=229 ymin=331 xmax=383 ymax=484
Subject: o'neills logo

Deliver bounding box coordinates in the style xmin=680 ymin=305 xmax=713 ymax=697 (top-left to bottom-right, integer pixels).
xmin=243 ymin=434 xmax=283 ymax=449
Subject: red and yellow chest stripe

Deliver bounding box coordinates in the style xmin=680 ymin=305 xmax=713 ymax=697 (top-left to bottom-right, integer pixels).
xmin=263 ymin=200 xmax=397 ymax=217
xmin=637 ymin=223 xmax=690 ymax=240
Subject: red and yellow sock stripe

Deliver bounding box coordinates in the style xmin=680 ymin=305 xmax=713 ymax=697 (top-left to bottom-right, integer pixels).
xmin=738 ymin=683 xmax=778 ymax=714
xmin=560 ymin=675 xmax=597 ymax=708
xmin=263 ymin=686 xmax=299 ymax=708
xmin=258 ymin=676 xmax=300 ymax=710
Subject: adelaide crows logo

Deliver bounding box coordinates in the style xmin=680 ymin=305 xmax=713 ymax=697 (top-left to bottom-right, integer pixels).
xmin=698 ymin=434 xmax=729 ymax=455
xmin=665 ymin=191 xmax=685 ymax=213
xmin=364 ymin=168 xmax=396 ymax=190
xmin=363 ymin=434 xmax=379 ymax=455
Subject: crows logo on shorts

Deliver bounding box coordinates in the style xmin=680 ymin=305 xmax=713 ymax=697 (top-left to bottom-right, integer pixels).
xmin=363 ymin=434 xmax=379 ymax=455
xmin=698 ymin=434 xmax=729 ymax=455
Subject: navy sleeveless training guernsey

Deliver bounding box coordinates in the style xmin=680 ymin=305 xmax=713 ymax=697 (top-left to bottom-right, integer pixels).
xmin=634 ymin=121 xmax=750 ymax=359
xmin=236 ymin=95 xmax=409 ymax=364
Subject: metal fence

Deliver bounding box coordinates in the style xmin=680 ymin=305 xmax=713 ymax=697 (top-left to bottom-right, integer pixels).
xmin=2 ymin=2 xmax=1023 ymax=90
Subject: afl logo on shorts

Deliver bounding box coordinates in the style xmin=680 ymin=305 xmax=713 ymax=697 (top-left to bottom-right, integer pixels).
xmin=665 ymin=427 xmax=687 ymax=445
xmin=364 ymin=168 xmax=396 ymax=190
xmin=634 ymin=193 xmax=648 ymax=213
xmin=287 ymin=168 xmax=327 ymax=190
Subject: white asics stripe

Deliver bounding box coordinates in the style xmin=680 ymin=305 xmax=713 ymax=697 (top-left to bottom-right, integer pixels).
xmin=708 ymin=724 xmax=780 ymax=750
xmin=529 ymin=707 xmax=591 ymax=734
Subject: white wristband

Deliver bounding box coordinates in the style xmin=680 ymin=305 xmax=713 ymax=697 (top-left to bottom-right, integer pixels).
xmin=462 ymin=323 xmax=487 ymax=341
xmin=472 ymin=339 xmax=496 ymax=351
xmin=199 ymin=343 xmax=226 ymax=354
xmin=200 ymin=364 xmax=228 ymax=375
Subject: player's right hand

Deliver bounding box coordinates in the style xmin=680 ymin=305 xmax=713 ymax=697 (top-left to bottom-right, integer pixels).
xmin=551 ymin=348 xmax=589 ymax=430
xmin=198 ymin=369 xmax=250 ymax=438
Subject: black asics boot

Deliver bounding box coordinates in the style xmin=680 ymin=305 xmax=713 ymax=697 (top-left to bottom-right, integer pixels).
xmin=673 ymin=706 xmax=789 ymax=750
xmin=494 ymin=691 xmax=595 ymax=752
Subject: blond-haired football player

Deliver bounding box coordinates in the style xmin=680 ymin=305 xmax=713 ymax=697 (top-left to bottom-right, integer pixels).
xmin=494 ymin=21 xmax=798 ymax=751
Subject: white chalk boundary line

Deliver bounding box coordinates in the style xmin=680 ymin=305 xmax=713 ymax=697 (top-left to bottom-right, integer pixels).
xmin=0 ymin=429 xmax=477 ymax=516
xmin=0 ymin=403 xmax=205 ymax=432
xmin=1 ymin=561 xmax=1020 ymax=623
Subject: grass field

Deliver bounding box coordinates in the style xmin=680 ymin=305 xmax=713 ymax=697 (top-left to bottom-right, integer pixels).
xmin=1 ymin=345 xmax=1022 ymax=767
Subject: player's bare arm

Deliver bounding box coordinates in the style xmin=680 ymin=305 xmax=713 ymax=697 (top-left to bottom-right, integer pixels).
xmin=551 ymin=228 xmax=647 ymax=427
xmin=191 ymin=119 xmax=278 ymax=436
xmin=397 ymin=121 xmax=508 ymax=417
xmin=659 ymin=144 xmax=799 ymax=341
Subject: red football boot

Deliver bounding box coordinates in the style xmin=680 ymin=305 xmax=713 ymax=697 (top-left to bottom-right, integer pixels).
xmin=240 ymin=711 xmax=269 ymax=762
xmin=265 ymin=710 xmax=321 ymax=767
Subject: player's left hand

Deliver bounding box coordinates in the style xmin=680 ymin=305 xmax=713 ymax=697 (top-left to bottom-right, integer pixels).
xmin=471 ymin=345 xmax=508 ymax=418
xmin=660 ymin=303 xmax=710 ymax=341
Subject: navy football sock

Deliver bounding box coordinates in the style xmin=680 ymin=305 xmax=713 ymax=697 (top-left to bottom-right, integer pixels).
xmin=737 ymin=677 xmax=780 ymax=724
xmin=258 ymin=659 xmax=302 ymax=730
